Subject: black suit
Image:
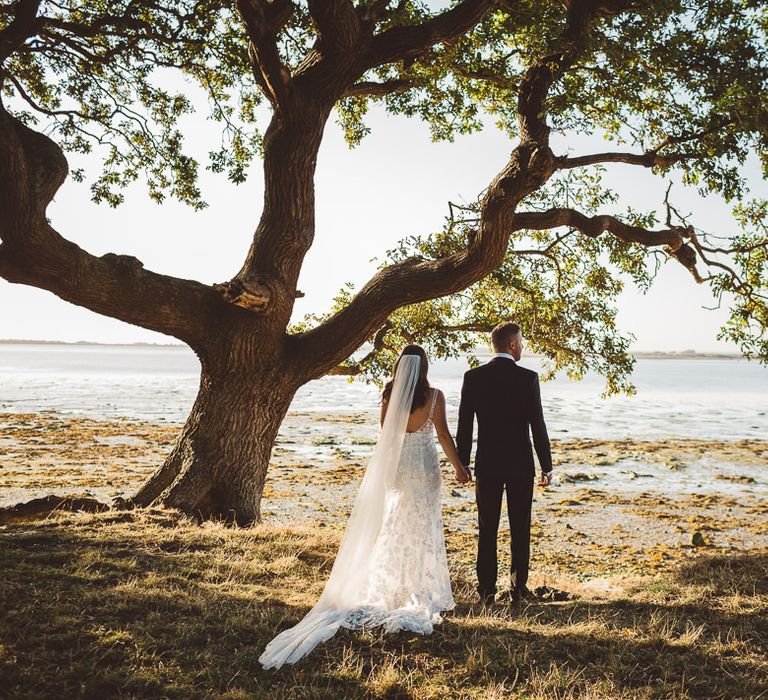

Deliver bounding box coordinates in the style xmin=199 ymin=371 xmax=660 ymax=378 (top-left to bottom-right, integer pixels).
xmin=456 ymin=356 xmax=552 ymax=596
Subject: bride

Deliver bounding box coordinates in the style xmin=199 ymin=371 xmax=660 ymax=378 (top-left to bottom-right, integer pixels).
xmin=260 ymin=345 xmax=471 ymax=669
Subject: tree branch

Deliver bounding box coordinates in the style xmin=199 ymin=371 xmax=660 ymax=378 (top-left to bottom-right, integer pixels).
xmin=661 ymin=187 xmax=768 ymax=296
xmin=558 ymin=118 xmax=738 ymax=172
xmin=0 ymin=0 xmax=41 ymax=61
xmin=0 ymin=237 xmax=222 ymax=349
xmin=292 ymin=246 xmax=507 ymax=382
xmin=512 ymin=208 xmax=685 ymax=248
xmin=512 ymin=206 xmax=706 ymax=280
xmin=326 ymin=319 xmax=393 ymax=375
xmin=651 ymin=119 xmax=736 ymax=153
xmin=236 ymin=0 xmax=294 ymax=105
xmin=366 ymin=0 xmax=499 ymax=68
xmin=306 ymin=0 xmax=361 ymax=57
xmin=557 ymin=151 xmax=698 ymax=170
xmin=292 ymin=0 xmax=628 ymax=379
xmin=516 ymin=0 xmax=631 ymax=144
xmin=0 ymin=101 xmax=222 ymax=349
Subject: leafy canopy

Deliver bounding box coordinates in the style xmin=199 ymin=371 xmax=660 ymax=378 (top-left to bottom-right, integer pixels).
xmin=313 ymin=0 xmax=768 ymax=391
xmin=2 ymin=0 xmax=766 ymax=389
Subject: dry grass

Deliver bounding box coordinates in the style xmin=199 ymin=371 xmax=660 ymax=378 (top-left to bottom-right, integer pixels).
xmin=1 ymin=508 xmax=767 ymax=699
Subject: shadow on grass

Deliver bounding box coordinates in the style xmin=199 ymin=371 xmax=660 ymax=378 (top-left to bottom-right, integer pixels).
xmin=674 ymin=550 xmax=768 ymax=596
xmin=1 ymin=512 xmax=766 ymax=699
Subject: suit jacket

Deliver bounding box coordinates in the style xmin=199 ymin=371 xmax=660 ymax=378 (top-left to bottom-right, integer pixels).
xmin=456 ymin=357 xmax=552 ymax=476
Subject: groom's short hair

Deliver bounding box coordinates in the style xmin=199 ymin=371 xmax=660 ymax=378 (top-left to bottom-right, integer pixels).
xmin=491 ymin=322 xmax=521 ymax=351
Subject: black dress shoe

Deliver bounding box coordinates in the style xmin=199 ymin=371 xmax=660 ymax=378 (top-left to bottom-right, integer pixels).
xmin=478 ymin=593 xmax=496 ymax=605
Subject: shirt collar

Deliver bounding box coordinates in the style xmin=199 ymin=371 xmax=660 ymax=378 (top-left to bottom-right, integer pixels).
xmin=493 ymin=352 xmax=516 ymax=361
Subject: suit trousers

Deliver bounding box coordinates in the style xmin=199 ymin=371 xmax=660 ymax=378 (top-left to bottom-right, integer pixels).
xmin=475 ymin=471 xmax=534 ymax=596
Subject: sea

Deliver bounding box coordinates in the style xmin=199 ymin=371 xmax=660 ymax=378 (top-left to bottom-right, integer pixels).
xmin=0 ymin=343 xmax=766 ymax=441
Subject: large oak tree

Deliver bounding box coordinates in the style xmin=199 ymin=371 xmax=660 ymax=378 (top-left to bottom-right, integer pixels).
xmin=1 ymin=0 xmax=766 ymax=524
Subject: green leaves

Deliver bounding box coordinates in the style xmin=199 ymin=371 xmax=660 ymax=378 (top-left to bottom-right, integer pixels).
xmin=309 ymin=0 xmax=767 ymax=387
xmin=713 ymin=198 xmax=768 ymax=360
xmin=1 ymin=0 xmax=262 ymax=209
xmin=341 ymin=1 xmax=767 ymax=204
xmin=3 ymin=0 xmax=764 ymax=212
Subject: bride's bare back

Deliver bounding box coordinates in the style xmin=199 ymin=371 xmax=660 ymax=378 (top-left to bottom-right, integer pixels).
xmin=381 ymin=389 xmax=470 ymax=485
xmin=405 ymin=393 xmax=436 ymax=433
xmin=381 ymin=388 xmax=437 ymax=432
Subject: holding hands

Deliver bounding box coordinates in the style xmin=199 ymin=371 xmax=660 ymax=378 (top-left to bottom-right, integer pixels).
xmin=454 ymin=465 xmax=473 ymax=484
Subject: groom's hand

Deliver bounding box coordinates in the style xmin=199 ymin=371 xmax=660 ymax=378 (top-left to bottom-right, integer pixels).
xmin=538 ymin=471 xmax=552 ymax=487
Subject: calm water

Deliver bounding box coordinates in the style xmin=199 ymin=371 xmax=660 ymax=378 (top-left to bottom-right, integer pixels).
xmin=0 ymin=344 xmax=766 ymax=440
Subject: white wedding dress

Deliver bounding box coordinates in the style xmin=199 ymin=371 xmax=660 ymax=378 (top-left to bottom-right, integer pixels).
xmin=260 ymin=355 xmax=454 ymax=669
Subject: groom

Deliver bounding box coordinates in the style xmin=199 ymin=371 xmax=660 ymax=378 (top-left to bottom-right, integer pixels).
xmin=456 ymin=322 xmax=553 ymax=603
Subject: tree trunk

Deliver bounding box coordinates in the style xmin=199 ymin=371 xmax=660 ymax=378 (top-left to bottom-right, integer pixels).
xmin=133 ymin=352 xmax=297 ymax=525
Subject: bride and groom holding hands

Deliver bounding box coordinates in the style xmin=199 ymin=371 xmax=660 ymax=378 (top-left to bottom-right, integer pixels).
xmin=260 ymin=321 xmax=553 ymax=669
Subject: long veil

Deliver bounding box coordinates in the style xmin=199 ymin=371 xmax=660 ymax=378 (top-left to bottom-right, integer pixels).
xmin=259 ymin=354 xmax=421 ymax=669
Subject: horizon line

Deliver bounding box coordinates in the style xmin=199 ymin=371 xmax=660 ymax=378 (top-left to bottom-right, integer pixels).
xmin=0 ymin=338 xmax=743 ymax=358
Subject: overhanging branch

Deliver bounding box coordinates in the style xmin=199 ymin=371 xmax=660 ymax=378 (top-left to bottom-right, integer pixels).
xmin=0 ymin=100 xmax=221 ymax=349
xmin=512 ymin=207 xmax=705 ymax=280
xmin=0 ymin=237 xmax=222 ymax=348
xmin=367 ymin=0 xmax=498 ymax=68
xmin=557 ymin=151 xmax=698 ymax=170
xmin=293 ymin=241 xmax=511 ymax=382
xmin=512 ymin=208 xmax=685 ymax=248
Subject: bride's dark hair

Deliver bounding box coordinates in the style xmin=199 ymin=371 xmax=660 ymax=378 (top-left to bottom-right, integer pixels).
xmin=382 ymin=345 xmax=431 ymax=413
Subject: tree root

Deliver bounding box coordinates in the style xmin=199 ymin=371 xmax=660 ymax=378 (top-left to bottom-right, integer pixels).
xmin=0 ymin=494 xmax=117 ymax=525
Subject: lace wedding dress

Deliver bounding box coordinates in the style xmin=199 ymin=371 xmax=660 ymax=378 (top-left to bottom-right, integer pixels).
xmin=259 ymin=356 xmax=454 ymax=669
xmin=342 ymin=387 xmax=454 ymax=633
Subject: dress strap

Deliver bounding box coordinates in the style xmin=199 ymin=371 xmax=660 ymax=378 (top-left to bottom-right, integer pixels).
xmin=428 ymin=388 xmax=438 ymax=420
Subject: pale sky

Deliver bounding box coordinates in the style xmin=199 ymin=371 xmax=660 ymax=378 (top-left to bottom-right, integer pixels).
xmin=1 ymin=74 xmax=763 ymax=353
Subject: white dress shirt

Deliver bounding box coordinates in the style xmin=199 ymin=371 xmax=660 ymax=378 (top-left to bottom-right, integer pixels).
xmin=493 ymin=352 xmax=516 ymax=361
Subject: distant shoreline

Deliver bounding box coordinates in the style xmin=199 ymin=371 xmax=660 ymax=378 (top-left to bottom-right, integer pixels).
xmin=0 ymin=339 xmax=184 ymax=348
xmin=0 ymin=339 xmax=746 ymax=360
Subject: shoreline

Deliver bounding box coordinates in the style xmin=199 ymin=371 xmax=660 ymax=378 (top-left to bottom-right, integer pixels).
xmin=0 ymin=339 xmax=184 ymax=347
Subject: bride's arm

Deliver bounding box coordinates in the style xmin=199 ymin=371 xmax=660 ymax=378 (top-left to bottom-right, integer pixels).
xmin=380 ymin=398 xmax=388 ymax=427
xmin=433 ymin=390 xmax=472 ymax=483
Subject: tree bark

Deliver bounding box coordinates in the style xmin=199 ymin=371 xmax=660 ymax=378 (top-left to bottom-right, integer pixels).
xmin=133 ymin=349 xmax=298 ymax=525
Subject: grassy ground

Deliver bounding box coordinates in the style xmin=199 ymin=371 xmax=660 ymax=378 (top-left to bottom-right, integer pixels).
xmin=1 ymin=508 xmax=766 ymax=699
